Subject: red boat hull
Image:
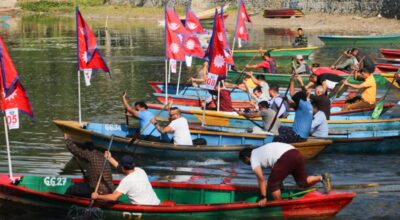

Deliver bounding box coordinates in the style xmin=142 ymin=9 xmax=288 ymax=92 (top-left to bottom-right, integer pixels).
xmin=380 ymin=48 xmax=400 ymax=59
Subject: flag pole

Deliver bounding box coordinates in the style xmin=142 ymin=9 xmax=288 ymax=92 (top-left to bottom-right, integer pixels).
xmin=77 ymin=70 xmax=82 ymax=124
xmin=176 ymin=61 xmax=183 ymax=95
xmin=217 ymin=81 xmax=221 ymax=112
xmin=165 ymin=59 xmax=168 ymax=104
xmin=3 ymin=116 xmax=14 ymax=182
xmin=202 ymin=89 xmax=207 ymax=126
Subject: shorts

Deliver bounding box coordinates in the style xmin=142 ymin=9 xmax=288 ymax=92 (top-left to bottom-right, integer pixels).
xmin=267 ymin=149 xmax=309 ymax=193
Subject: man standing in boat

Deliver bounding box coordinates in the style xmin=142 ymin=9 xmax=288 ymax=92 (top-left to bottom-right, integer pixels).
xmin=304 ymin=73 xmax=344 ymax=95
xmin=122 ymin=92 xmax=161 ymax=141
xmin=342 ymin=68 xmax=376 ymax=111
xmin=64 ymin=133 xmax=114 ymax=197
xmin=292 ymin=28 xmax=308 ymax=47
xmin=245 ymin=50 xmax=277 ymax=73
xmin=151 ymin=107 xmax=193 ymax=145
xmin=295 ymin=55 xmax=311 ymax=74
xmin=91 ymin=152 xmax=160 ymax=205
xmin=239 ymin=143 xmax=330 ymax=206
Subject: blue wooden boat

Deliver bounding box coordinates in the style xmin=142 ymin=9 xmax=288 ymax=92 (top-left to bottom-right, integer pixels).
xmin=53 ymin=120 xmax=331 ymax=160
xmin=318 ymin=34 xmax=400 ymax=46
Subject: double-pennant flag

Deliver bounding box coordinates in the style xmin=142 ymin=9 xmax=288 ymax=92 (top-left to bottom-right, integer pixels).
xmin=0 ymin=35 xmax=33 ymax=182
xmin=205 ymin=7 xmax=234 ymax=81
xmin=183 ymin=5 xmax=206 ymax=67
xmin=233 ymin=0 xmax=251 ymax=48
xmin=76 ymin=7 xmax=110 ymax=123
xmin=165 ymin=7 xmax=186 ymax=61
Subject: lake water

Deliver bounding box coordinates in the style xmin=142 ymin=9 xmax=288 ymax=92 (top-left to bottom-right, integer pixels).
xmin=0 ymin=15 xmax=399 ymax=219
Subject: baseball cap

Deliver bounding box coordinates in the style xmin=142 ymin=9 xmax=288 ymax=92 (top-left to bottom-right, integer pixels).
xmin=119 ymin=155 xmax=135 ymax=169
xmin=296 ymin=55 xmax=303 ymax=60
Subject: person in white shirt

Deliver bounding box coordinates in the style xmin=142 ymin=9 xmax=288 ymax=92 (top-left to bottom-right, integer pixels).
xmin=151 ymin=107 xmax=193 ymax=145
xmin=91 ymin=153 xmax=160 ymax=205
xmin=310 ymin=102 xmax=329 ymax=137
xmin=239 ymin=143 xmax=326 ymax=207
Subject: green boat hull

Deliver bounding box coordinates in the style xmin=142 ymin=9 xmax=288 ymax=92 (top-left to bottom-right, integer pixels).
xmin=0 ymin=175 xmax=355 ymax=219
xmin=318 ymin=35 xmax=400 ymax=46
xmin=233 ymin=47 xmax=319 ymax=58
xmin=227 ymin=70 xmax=388 ymax=87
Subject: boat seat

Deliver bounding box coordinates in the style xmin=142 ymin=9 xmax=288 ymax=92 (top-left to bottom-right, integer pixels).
xmin=160 ymin=200 xmax=176 ymax=207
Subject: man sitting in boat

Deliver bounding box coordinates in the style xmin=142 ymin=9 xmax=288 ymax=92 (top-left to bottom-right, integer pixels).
xmin=396 ymin=73 xmax=400 ymax=87
xmin=268 ymin=84 xmax=289 ymax=118
xmin=331 ymin=48 xmax=359 ymax=73
xmin=122 ymin=92 xmax=161 ymax=141
xmin=310 ymin=101 xmax=329 ymax=138
xmin=64 ymin=134 xmax=114 ymax=198
xmin=295 ymin=55 xmax=311 ymax=74
xmin=273 ymin=77 xmax=313 ymax=143
xmin=342 ymin=68 xmax=376 ymax=111
xmin=292 ymin=28 xmax=308 ymax=47
xmin=246 ymin=72 xmax=271 ymax=100
xmin=251 ymin=101 xmax=280 ymax=136
xmin=91 ymin=153 xmax=160 ymax=205
xmin=151 ymin=107 xmax=193 ymax=145
xmin=208 ymin=80 xmax=233 ymax=112
xmin=310 ymin=86 xmax=331 ymax=120
xmin=245 ymin=50 xmax=277 ymax=73
xmin=251 ymin=86 xmax=270 ymax=110
xmin=239 ymin=143 xmax=328 ymax=206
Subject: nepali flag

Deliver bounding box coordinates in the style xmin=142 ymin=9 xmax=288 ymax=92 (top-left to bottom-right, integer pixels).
xmin=234 ymin=0 xmax=251 ymax=42
xmin=165 ymin=7 xmax=185 ymax=61
xmin=76 ymin=8 xmax=109 ymax=72
xmin=0 ymin=36 xmax=33 ymax=117
xmin=165 ymin=7 xmax=186 ymax=34
xmin=214 ymin=7 xmax=234 ymax=65
xmin=205 ymin=9 xmax=230 ymax=79
xmin=185 ymin=6 xmax=206 ymax=34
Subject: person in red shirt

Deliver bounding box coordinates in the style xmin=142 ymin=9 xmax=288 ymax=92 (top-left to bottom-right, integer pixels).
xmin=246 ymin=51 xmax=277 ymax=73
xmin=208 ymin=80 xmax=233 ymax=112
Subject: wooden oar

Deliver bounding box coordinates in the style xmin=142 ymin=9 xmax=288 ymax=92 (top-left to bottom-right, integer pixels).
xmin=267 ymin=58 xmax=296 ymax=132
xmin=124 ymin=108 xmax=129 ymax=126
xmin=371 ymin=70 xmax=399 ymax=119
xmin=332 ymin=54 xmax=344 ymax=67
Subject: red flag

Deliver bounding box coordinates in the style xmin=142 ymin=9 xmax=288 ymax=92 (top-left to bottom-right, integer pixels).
xmin=76 ymin=8 xmax=109 ymax=72
xmin=165 ymin=8 xmax=186 ymax=34
xmin=205 ymin=9 xmax=228 ymax=78
xmin=183 ymin=35 xmax=205 ymax=58
xmin=234 ymin=0 xmax=251 ymax=41
xmin=0 ymin=37 xmax=19 ymax=96
xmin=214 ymin=8 xmax=234 ymax=65
xmin=185 ymin=6 xmax=206 ymax=34
xmin=0 ymin=36 xmax=33 ymax=117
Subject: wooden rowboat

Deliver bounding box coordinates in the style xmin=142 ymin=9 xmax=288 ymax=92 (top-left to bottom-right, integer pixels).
xmin=263 ymin=9 xmax=304 ymax=18
xmin=53 ymin=120 xmax=331 ymax=160
xmin=318 ymin=34 xmax=400 ymax=46
xmin=233 ymin=46 xmax=319 ymax=58
xmin=380 ymin=48 xmax=400 ymax=59
xmin=380 ymin=73 xmax=400 ymax=88
xmin=0 ymin=175 xmax=356 ymax=219
xmin=376 ymin=63 xmax=400 ymax=72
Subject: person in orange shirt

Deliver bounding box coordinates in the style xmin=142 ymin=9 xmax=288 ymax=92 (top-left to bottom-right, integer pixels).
xmin=342 ymin=68 xmax=376 ymax=111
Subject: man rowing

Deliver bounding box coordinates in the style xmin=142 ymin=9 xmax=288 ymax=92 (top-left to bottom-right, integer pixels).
xmin=245 ymin=51 xmax=277 ymax=73
xmin=343 ymin=68 xmax=376 ymax=111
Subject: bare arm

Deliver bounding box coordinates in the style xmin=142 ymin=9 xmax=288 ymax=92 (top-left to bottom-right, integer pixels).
xmin=104 ymin=151 xmax=119 ymax=168
xmin=344 ymin=81 xmax=368 ymax=90
xmin=122 ymin=92 xmax=139 ymax=118
xmin=151 ymin=118 xmax=174 ymax=134
xmin=290 ymin=76 xmax=296 ymax=97
xmin=92 ymin=190 xmax=123 ymax=202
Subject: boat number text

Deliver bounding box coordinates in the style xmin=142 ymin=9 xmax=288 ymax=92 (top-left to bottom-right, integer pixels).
xmin=105 ymin=124 xmax=122 ymax=131
xmin=122 ymin=212 xmax=142 ymax=219
xmin=44 ymin=177 xmax=67 ymax=187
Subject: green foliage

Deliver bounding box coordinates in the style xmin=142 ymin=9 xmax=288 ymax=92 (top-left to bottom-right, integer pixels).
xmin=17 ymin=0 xmax=104 ymax=12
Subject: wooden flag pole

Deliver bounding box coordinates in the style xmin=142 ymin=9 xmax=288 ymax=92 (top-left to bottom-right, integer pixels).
xmin=3 ymin=116 xmax=14 ymax=182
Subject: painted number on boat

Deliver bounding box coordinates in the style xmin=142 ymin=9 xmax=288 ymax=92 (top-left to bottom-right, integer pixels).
xmin=105 ymin=124 xmax=122 ymax=131
xmin=122 ymin=212 xmax=142 ymax=219
xmin=44 ymin=177 xmax=67 ymax=187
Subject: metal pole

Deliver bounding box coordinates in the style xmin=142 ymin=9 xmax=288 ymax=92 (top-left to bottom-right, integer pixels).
xmin=202 ymin=90 xmax=207 ymax=127
xmin=217 ymin=81 xmax=221 ymax=112
xmin=3 ymin=116 xmax=14 ymax=182
xmin=78 ymin=70 xmax=82 ymax=124
xmin=176 ymin=61 xmax=183 ymax=95
xmin=168 ymin=62 xmax=171 ymax=83
xmin=165 ymin=60 xmax=168 ymax=104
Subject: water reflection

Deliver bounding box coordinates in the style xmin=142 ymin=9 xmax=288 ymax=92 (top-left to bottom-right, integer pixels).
xmin=0 ymin=14 xmax=399 ymax=219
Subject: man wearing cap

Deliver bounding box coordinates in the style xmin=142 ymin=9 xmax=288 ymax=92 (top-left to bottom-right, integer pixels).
xmin=151 ymin=107 xmax=193 ymax=145
xmin=246 ymin=51 xmax=277 ymax=73
xmin=91 ymin=152 xmax=160 ymax=205
xmin=295 ymin=55 xmax=310 ymax=75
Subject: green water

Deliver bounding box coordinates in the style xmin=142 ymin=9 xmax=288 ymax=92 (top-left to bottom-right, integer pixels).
xmin=0 ymin=15 xmax=399 ymax=219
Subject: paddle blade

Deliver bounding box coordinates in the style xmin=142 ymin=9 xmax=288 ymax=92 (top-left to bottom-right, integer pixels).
xmin=335 ymin=85 xmax=349 ymax=98
xmin=371 ymin=101 xmax=384 ymax=119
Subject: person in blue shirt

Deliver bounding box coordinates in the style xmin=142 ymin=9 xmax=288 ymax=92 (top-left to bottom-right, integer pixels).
xmin=122 ymin=92 xmax=161 ymax=141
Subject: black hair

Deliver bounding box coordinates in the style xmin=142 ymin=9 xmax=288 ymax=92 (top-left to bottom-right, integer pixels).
xmin=256 ymin=75 xmax=266 ymax=81
xmin=263 ymin=51 xmax=271 ymax=57
xmin=298 ymin=28 xmax=303 ymax=31
xmin=82 ymin=142 xmax=95 ymax=151
xmin=291 ymin=91 xmax=307 ymax=110
xmin=311 ymin=101 xmax=319 ymax=109
xmin=350 ymin=48 xmax=359 ymax=53
xmin=253 ymin=86 xmax=262 ymax=94
xmin=269 ymin=84 xmax=279 ymax=93
xmin=134 ymin=101 xmax=148 ymax=109
xmin=258 ymin=101 xmax=270 ymax=109
xmin=239 ymin=147 xmax=253 ymax=162
xmin=360 ymin=67 xmax=371 ymax=74
xmin=170 ymin=106 xmax=179 ymax=111
xmin=311 ymin=63 xmax=320 ymax=67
